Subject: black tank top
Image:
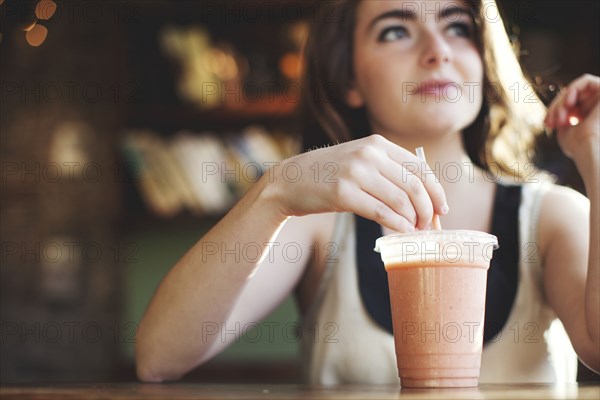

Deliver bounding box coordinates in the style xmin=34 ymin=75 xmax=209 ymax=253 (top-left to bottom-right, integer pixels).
xmin=355 ymin=183 xmax=521 ymax=344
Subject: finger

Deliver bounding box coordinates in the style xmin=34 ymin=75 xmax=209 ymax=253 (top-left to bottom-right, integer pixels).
xmin=565 ymin=99 xmax=582 ymax=127
xmin=561 ymin=75 xmax=600 ymax=119
xmin=575 ymin=91 xmax=599 ymax=115
xmin=547 ymin=75 xmax=600 ymax=129
xmin=565 ymin=85 xmax=577 ymax=108
xmin=546 ymin=101 xmax=559 ymax=129
xmin=545 ymin=106 xmax=555 ymax=129
xmin=545 ymin=88 xmax=562 ymax=127
xmin=551 ymin=87 xmax=576 ymax=128
xmin=397 ymin=168 xmax=435 ymax=230
xmin=358 ymin=173 xmax=417 ymax=226
xmin=567 ymin=74 xmax=600 ymax=94
xmin=345 ymin=189 xmax=416 ymax=233
xmin=432 ymin=214 xmax=442 ymax=230
xmin=558 ymin=106 xmax=568 ymax=128
xmin=364 ymin=135 xmax=447 ymax=218
xmin=380 ymin=144 xmax=449 ymax=216
xmin=364 ymin=148 xmax=438 ymax=230
xmin=547 ymin=88 xmax=568 ymax=128
xmin=557 ymin=87 xmax=596 ymax=127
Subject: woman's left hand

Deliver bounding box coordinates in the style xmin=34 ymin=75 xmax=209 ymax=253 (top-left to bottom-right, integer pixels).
xmin=545 ymin=74 xmax=599 ymax=164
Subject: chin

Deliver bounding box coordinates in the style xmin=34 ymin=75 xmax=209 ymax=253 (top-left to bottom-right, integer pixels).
xmin=414 ymin=122 xmax=465 ymax=137
xmin=371 ymin=102 xmax=479 ymax=139
xmin=412 ymin=108 xmax=476 ymax=134
xmin=426 ymin=103 xmax=479 ymax=122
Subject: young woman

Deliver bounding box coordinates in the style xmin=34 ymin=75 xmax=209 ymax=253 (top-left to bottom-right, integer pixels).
xmin=135 ymin=0 xmax=599 ymax=384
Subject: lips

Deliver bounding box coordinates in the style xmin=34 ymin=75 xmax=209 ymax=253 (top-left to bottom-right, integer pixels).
xmin=416 ymin=80 xmax=455 ymax=94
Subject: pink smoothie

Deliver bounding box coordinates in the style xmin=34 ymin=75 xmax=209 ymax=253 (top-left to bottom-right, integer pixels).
xmin=387 ymin=262 xmax=488 ymax=387
xmin=375 ymin=230 xmax=498 ymax=388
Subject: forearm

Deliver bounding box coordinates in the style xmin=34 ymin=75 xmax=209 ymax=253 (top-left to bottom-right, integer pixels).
xmin=135 ymin=175 xmax=288 ymax=381
xmin=577 ymin=146 xmax=600 ymax=350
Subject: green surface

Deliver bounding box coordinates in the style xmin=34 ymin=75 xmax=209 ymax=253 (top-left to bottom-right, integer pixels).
xmin=122 ymin=220 xmax=300 ymax=361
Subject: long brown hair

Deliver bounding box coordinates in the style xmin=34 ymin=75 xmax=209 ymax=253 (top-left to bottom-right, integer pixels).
xmin=301 ymin=0 xmax=547 ymax=179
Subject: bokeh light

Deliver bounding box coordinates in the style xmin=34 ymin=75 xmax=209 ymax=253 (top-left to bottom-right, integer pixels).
xmin=203 ymin=48 xmax=239 ymax=81
xmin=25 ymin=24 xmax=48 ymax=47
xmin=279 ymin=52 xmax=302 ymax=80
xmin=35 ymin=0 xmax=57 ymax=20
xmin=568 ymin=116 xmax=580 ymax=126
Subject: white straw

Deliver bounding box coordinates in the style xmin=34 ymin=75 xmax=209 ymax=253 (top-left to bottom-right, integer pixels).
xmin=415 ymin=147 xmax=426 ymax=162
xmin=415 ymin=147 xmax=442 ymax=230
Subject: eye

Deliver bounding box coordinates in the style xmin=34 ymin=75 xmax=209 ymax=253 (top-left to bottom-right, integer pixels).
xmin=447 ymin=22 xmax=472 ymax=38
xmin=378 ymin=26 xmax=409 ymax=42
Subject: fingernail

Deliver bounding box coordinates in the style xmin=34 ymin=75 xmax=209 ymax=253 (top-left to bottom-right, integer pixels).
xmin=441 ymin=204 xmax=450 ymax=214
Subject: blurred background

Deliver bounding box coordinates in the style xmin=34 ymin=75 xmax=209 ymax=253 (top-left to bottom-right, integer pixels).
xmin=1 ymin=0 xmax=598 ymax=384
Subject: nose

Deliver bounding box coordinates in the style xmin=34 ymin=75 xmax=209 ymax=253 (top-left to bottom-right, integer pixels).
xmin=420 ymin=33 xmax=452 ymax=68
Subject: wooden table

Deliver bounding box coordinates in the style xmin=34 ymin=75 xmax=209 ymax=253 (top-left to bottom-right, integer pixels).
xmin=1 ymin=383 xmax=599 ymax=399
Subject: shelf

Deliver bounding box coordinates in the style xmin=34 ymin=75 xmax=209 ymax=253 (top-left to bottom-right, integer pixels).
xmin=116 ymin=1 xmax=307 ymax=226
xmin=123 ymin=97 xmax=299 ymax=132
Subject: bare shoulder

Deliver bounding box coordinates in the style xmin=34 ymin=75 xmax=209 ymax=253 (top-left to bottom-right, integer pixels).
xmin=537 ymin=183 xmax=590 ymax=255
xmin=539 ymin=183 xmax=589 ymax=228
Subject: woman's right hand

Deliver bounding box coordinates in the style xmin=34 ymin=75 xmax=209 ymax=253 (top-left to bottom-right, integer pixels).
xmin=263 ymin=134 xmax=449 ymax=232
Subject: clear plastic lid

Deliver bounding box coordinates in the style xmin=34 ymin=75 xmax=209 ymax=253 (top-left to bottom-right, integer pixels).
xmin=374 ymin=230 xmax=499 ymax=267
xmin=375 ymin=230 xmax=499 ymax=252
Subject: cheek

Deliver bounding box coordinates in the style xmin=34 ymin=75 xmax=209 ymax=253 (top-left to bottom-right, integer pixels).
xmin=463 ymin=50 xmax=484 ymax=88
xmin=354 ymin=39 xmax=408 ymax=93
xmin=457 ymin=50 xmax=484 ymax=106
xmin=356 ymin=56 xmax=410 ymax=109
xmin=355 ymin=56 xmax=385 ymax=94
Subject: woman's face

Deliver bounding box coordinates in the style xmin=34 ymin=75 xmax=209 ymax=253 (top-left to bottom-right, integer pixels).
xmin=349 ymin=0 xmax=484 ymax=141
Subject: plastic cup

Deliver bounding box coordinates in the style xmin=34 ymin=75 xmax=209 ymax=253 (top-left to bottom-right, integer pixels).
xmin=375 ymin=230 xmax=499 ymax=388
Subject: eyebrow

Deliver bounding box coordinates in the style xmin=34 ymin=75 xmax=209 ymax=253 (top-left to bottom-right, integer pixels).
xmin=367 ymin=6 xmax=472 ymax=33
